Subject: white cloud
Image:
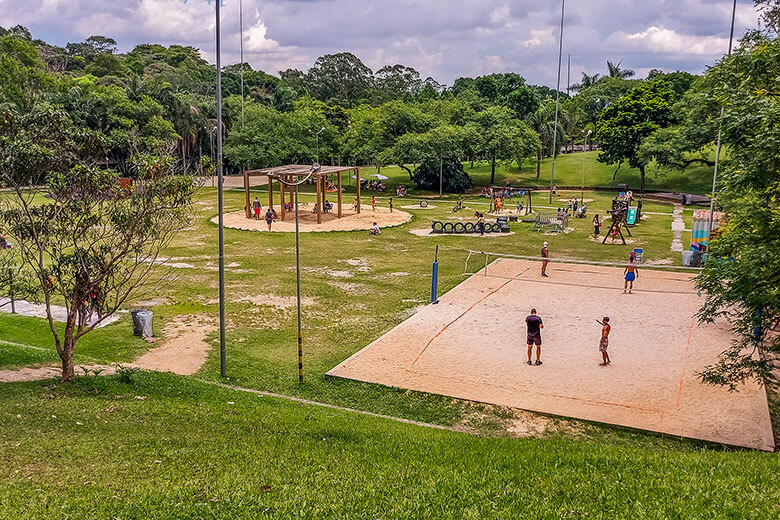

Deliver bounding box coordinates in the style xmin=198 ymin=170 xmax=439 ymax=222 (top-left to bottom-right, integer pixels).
xmin=522 ymin=28 xmax=556 ymax=48
xmin=609 ymin=25 xmax=730 ymax=56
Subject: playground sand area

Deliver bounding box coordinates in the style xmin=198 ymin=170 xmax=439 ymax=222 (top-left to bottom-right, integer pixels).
xmin=327 ymin=258 xmax=774 ymax=450
xmin=217 ymin=205 xmax=411 ymax=233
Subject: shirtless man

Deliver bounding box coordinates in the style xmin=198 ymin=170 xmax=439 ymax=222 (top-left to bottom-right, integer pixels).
xmin=597 ymin=317 xmax=611 ymax=366
xmin=624 ymin=257 xmax=638 ymax=294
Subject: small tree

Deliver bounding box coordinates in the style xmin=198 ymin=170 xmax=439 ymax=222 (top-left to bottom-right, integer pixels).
xmin=0 ymin=104 xmax=201 ymax=382
xmin=594 ymin=80 xmax=675 ymax=192
xmin=413 ymin=157 xmax=473 ymax=194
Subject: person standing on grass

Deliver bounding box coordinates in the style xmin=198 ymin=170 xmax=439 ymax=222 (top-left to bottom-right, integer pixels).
xmin=265 ymin=207 xmax=275 ymax=232
xmin=624 ymin=257 xmax=638 ymax=293
xmin=253 ymin=197 xmax=261 ymax=220
xmin=593 ymin=214 xmax=601 ymax=237
xmin=526 ymin=308 xmax=544 ymax=366
xmin=597 ymin=317 xmax=611 ymax=365
xmin=541 ymin=242 xmax=550 ymax=277
xmin=477 ymin=213 xmax=486 ymax=235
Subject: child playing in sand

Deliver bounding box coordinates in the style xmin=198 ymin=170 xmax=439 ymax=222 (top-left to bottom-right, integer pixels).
xmin=597 ymin=317 xmax=611 ymax=365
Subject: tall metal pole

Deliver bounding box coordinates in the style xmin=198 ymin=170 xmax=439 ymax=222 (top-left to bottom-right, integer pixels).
xmin=439 ymin=151 xmax=443 ymax=198
xmin=239 ymin=0 xmax=245 ymax=130
xmin=294 ymin=185 xmax=303 ymax=383
xmin=581 ymin=130 xmax=592 ymax=201
xmin=708 ymin=0 xmax=737 ymax=237
xmin=549 ymin=0 xmax=565 ymax=204
xmin=216 ymin=0 xmax=227 ymax=378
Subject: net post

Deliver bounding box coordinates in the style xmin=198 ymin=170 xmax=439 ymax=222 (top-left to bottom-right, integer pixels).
xmin=430 ymin=245 xmax=439 ymax=304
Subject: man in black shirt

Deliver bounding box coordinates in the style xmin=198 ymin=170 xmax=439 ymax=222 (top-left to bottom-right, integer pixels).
xmin=525 ymin=308 xmax=544 ymax=366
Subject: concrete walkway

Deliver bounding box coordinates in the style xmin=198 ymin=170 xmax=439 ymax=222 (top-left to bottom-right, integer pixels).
xmin=0 ymin=298 xmax=121 ymax=328
xmin=671 ymin=204 xmax=684 ymax=252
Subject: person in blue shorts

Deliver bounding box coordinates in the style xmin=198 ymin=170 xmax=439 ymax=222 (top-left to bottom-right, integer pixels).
xmin=624 ymin=257 xmax=638 ymax=294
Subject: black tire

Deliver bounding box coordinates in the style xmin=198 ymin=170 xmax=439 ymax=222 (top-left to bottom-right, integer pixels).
xmin=431 ymin=221 xmax=444 ymax=233
xmin=420 ymin=200 xmax=428 ymax=208
xmin=464 ymin=222 xmax=475 ymax=233
xmin=491 ymin=223 xmax=501 ymax=232
xmin=454 ymin=223 xmax=466 ymax=234
xmin=443 ymin=222 xmax=455 ymax=233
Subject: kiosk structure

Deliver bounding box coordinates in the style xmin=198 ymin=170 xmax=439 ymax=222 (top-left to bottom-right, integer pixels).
xmin=244 ymin=164 xmax=362 ymax=224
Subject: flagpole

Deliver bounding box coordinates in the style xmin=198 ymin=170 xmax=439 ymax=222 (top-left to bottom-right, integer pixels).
xmin=708 ymin=0 xmax=737 ymax=237
xmin=549 ymin=0 xmax=565 ymax=204
xmin=216 ymin=0 xmax=227 ymax=378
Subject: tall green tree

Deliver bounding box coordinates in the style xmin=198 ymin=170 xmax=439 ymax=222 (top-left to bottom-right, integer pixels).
xmin=695 ymin=30 xmax=780 ymax=388
xmin=595 ymin=80 xmax=675 ymax=192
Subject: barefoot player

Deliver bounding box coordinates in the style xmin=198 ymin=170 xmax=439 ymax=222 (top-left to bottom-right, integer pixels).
xmin=525 ymin=308 xmax=544 ymax=366
xmin=541 ymin=242 xmax=549 ymax=277
xmin=624 ymin=257 xmax=638 ymax=294
xmin=597 ymin=317 xmax=611 ymax=365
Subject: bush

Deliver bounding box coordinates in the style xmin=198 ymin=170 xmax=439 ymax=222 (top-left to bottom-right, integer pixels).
xmin=412 ymin=157 xmax=473 ymax=194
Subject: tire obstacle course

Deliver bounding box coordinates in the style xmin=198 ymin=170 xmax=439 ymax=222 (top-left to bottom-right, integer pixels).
xmin=431 ymin=216 xmax=510 ymax=235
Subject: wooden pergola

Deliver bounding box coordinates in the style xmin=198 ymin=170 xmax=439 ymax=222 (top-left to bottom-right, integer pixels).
xmin=244 ymin=164 xmax=362 ymax=224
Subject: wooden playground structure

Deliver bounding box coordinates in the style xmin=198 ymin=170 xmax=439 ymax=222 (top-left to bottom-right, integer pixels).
xmin=244 ymin=164 xmax=362 ymax=224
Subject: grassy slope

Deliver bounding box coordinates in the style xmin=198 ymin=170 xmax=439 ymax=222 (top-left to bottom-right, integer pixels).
xmin=364 ymin=152 xmax=714 ymax=195
xmin=1 ymin=372 xmax=777 ymax=520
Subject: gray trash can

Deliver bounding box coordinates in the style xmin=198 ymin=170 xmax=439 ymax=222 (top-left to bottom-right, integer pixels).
xmin=131 ymin=309 xmax=154 ymax=338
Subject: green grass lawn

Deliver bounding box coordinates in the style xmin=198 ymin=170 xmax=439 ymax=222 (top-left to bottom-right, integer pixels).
xmin=3 ymin=168 xmax=776 ymax=517
xmin=1 ymin=372 xmax=778 ymax=519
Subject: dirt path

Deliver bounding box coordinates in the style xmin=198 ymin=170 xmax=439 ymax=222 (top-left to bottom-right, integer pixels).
xmin=0 ymin=315 xmax=215 ymax=382
xmin=132 ymin=315 xmax=215 ymax=375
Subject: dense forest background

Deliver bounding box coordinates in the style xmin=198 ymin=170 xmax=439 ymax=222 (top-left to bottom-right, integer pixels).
xmin=0 ymin=23 xmax=700 ymax=189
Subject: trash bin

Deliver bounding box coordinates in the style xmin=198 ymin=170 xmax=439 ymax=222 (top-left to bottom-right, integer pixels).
xmin=131 ymin=309 xmax=154 ymax=338
xmin=681 ymin=251 xmax=694 ymax=267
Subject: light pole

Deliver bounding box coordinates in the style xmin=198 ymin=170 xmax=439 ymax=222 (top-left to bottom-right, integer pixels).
xmin=549 ymin=0 xmax=565 ymax=204
xmin=215 ymin=0 xmax=226 ymax=378
xmin=273 ymin=164 xmax=320 ymax=383
xmin=581 ymin=129 xmax=592 ymax=201
xmin=439 ymin=150 xmax=443 ymax=198
xmin=309 ymin=127 xmax=325 ymax=164
xmin=708 ymin=0 xmax=738 ymax=238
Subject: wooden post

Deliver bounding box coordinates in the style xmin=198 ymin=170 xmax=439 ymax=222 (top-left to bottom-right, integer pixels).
xmin=280 ymin=175 xmax=286 ymax=221
xmin=268 ymin=175 xmax=274 ymax=209
xmin=356 ymin=167 xmax=361 ymax=214
xmin=321 ymin=176 xmax=327 ymax=215
xmin=337 ymin=169 xmax=343 ymax=218
xmin=316 ymin=174 xmax=322 ymax=224
xmin=244 ymin=169 xmax=251 ymax=219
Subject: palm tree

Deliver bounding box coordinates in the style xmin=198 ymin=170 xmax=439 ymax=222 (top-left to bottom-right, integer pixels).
xmin=570 ymin=72 xmax=601 ymax=93
xmin=526 ymin=101 xmax=562 ymax=180
xmin=606 ymin=60 xmax=635 ymax=79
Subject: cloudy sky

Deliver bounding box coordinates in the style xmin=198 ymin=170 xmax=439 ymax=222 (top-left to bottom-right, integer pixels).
xmin=0 ymin=0 xmax=760 ymax=87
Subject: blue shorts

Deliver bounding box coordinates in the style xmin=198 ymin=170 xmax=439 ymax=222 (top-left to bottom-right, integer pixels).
xmin=625 ymin=272 xmax=635 ymax=282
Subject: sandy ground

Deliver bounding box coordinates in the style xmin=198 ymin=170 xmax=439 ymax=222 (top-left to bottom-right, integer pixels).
xmin=1 ymin=314 xmax=215 ymax=382
xmin=133 ymin=315 xmax=215 ymax=375
xmin=401 ymin=204 xmax=437 ymax=210
xmin=327 ymin=259 xmax=774 ymax=451
xmin=217 ymin=205 xmax=411 ymax=233
xmin=410 ymin=229 xmax=515 ymax=238
xmin=0 ymin=364 xmax=115 ymax=383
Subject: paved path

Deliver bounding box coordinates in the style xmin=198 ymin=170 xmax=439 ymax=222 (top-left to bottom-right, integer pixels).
xmin=0 ymin=299 xmax=121 ymax=328
xmin=671 ymin=204 xmax=684 ymax=252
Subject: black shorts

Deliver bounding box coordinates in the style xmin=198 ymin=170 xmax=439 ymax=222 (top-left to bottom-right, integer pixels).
xmin=527 ymin=333 xmax=542 ymax=346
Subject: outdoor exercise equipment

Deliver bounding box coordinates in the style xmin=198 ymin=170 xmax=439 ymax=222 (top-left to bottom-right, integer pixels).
xmin=534 ymin=211 xmax=568 ymax=233
xmin=451 ymin=199 xmax=465 ymax=212
xmin=431 ymin=220 xmax=503 ymax=234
